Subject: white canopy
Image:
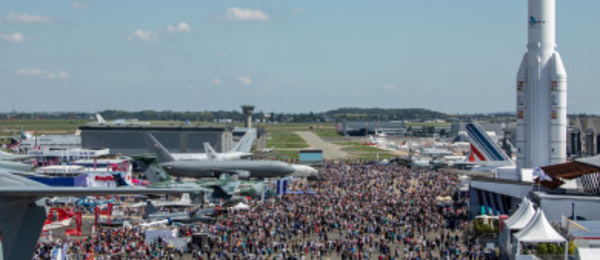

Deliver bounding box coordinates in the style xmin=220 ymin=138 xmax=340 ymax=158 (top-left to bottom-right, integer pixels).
xmin=514 ymin=209 xmax=566 ymax=243
xmin=231 ymin=202 xmax=250 ymax=211
xmin=505 ymin=198 xmax=536 ymax=230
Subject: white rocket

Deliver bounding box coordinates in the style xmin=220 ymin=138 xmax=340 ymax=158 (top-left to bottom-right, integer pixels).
xmin=516 ymin=0 xmax=567 ymax=170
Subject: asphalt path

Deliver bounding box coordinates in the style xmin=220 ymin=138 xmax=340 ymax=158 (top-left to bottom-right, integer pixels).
xmin=295 ymin=131 xmax=348 ymax=160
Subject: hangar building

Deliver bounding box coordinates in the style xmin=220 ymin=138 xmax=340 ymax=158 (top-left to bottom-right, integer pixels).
xmin=79 ymin=125 xmax=233 ymax=155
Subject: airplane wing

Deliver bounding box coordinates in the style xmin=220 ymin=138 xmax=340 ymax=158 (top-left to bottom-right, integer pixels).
xmin=0 ymin=151 xmax=35 ymax=162
xmin=0 ymin=187 xmax=195 ymax=197
xmin=212 ymin=180 xmax=241 ymax=196
xmin=0 ymin=171 xmax=196 ymax=260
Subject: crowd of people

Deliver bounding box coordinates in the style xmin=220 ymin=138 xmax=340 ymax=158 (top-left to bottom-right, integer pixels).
xmin=33 ymin=160 xmax=488 ymax=260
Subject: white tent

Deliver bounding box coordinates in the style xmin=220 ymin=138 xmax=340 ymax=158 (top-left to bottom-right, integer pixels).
xmin=231 ymin=202 xmax=250 ymax=211
xmin=502 ymin=198 xmax=536 ymax=254
xmin=514 ymin=209 xmax=567 ymax=260
xmin=505 ymin=198 xmax=536 ymax=230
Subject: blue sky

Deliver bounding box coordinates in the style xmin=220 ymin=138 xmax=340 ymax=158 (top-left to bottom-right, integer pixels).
xmin=1 ymin=1 xmax=598 ymax=114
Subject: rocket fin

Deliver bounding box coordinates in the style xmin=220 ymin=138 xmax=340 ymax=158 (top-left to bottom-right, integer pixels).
xmin=550 ymin=52 xmax=567 ymax=80
xmin=517 ymin=53 xmax=528 ymax=80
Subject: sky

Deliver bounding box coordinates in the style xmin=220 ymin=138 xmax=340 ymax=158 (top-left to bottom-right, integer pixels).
xmin=1 ymin=1 xmax=598 ymax=114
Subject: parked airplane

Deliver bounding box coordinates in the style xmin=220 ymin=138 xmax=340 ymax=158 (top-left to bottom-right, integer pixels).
xmin=144 ymin=201 xmax=215 ymax=224
xmin=144 ymin=133 xmax=297 ymax=179
xmin=0 ymin=126 xmax=33 ymax=145
xmin=43 ymin=207 xmax=74 ymax=231
xmin=171 ymin=131 xmax=255 ymax=161
xmin=419 ymin=147 xmax=454 ymax=158
xmin=133 ymin=155 xmax=264 ymax=201
xmin=130 ymin=193 xmax=195 ymax=208
xmin=0 ymin=171 xmax=195 ymax=260
xmin=257 ymin=146 xmax=275 ymax=153
xmin=76 ymin=197 xmax=116 ymax=212
xmin=88 ymin=113 xmax=150 ymax=126
xmin=138 ymin=219 xmax=171 ymax=228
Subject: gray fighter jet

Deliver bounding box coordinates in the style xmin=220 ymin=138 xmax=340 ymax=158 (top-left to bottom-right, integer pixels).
xmin=0 ymin=171 xmax=195 ymax=260
xmin=133 ymin=154 xmax=263 ymax=202
xmin=144 ymin=201 xmax=215 ymax=224
xmin=144 ymin=133 xmax=296 ymax=179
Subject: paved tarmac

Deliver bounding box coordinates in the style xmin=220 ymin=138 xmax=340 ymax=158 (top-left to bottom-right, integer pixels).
xmin=295 ymin=131 xmax=348 ymax=160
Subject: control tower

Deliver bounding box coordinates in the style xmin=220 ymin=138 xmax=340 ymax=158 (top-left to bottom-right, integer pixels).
xmin=241 ymin=105 xmax=255 ymax=129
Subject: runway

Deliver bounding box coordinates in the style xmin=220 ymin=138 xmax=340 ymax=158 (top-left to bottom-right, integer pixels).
xmin=294 ymin=131 xmax=348 ymax=160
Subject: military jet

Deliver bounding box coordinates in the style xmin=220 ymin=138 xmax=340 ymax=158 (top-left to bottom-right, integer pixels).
xmin=0 ymin=171 xmax=195 ymax=260
xmin=133 ymin=154 xmax=265 ymax=201
xmin=144 ymin=201 xmax=215 ymax=224
xmin=144 ymin=133 xmax=296 ymax=179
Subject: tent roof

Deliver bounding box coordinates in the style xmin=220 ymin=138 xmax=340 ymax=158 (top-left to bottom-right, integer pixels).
xmin=231 ymin=202 xmax=250 ymax=210
xmin=505 ymin=198 xmax=536 ymax=230
xmin=514 ymin=209 xmax=566 ymax=243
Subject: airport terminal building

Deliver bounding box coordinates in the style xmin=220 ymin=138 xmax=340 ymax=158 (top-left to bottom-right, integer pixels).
xmin=79 ymin=125 xmax=233 ymax=155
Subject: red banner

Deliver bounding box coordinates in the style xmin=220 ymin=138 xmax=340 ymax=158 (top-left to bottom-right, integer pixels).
xmin=76 ymin=211 xmax=82 ymax=235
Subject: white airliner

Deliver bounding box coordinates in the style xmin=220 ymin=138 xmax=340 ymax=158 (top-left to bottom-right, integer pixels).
xmin=171 ymin=131 xmax=255 ymax=161
xmin=89 ymin=114 xmax=150 ymax=126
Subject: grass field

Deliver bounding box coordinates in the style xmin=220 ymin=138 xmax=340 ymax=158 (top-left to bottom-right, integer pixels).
xmin=0 ymin=119 xmax=88 ymax=136
xmin=268 ymin=150 xmax=300 ymax=160
xmin=0 ymin=119 xmax=406 ymax=161
xmin=331 ymin=141 xmax=361 ymax=146
xmin=266 ymin=131 xmax=309 ymax=150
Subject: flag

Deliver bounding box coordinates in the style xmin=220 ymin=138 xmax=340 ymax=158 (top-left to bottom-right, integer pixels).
xmin=517 ymin=110 xmax=524 ymax=119
xmin=93 ymin=206 xmax=98 ymax=234
xmin=76 ymin=211 xmax=82 ymax=235
xmin=533 ymin=167 xmax=553 ymax=182
xmin=108 ymin=203 xmax=113 ymax=226
xmin=517 ymin=81 xmax=525 ymax=92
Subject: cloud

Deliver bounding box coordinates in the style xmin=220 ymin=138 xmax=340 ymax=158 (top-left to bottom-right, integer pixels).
xmin=4 ymin=12 xmax=54 ymax=24
xmin=72 ymin=2 xmax=91 ymax=10
xmin=291 ymin=7 xmax=306 ymax=13
xmin=14 ymin=68 xmax=68 ymax=80
xmin=211 ymin=78 xmax=222 ymax=85
xmin=0 ymin=33 xmax=25 ymax=43
xmin=381 ymin=83 xmax=402 ymax=90
xmin=127 ymin=29 xmax=158 ymax=42
xmin=224 ymin=7 xmax=269 ymax=22
xmin=238 ymin=76 xmax=253 ymax=85
xmin=166 ymin=22 xmax=191 ymax=33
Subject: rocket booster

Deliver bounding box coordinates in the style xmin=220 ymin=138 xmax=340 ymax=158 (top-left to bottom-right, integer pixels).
xmin=516 ymin=0 xmax=567 ymax=170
